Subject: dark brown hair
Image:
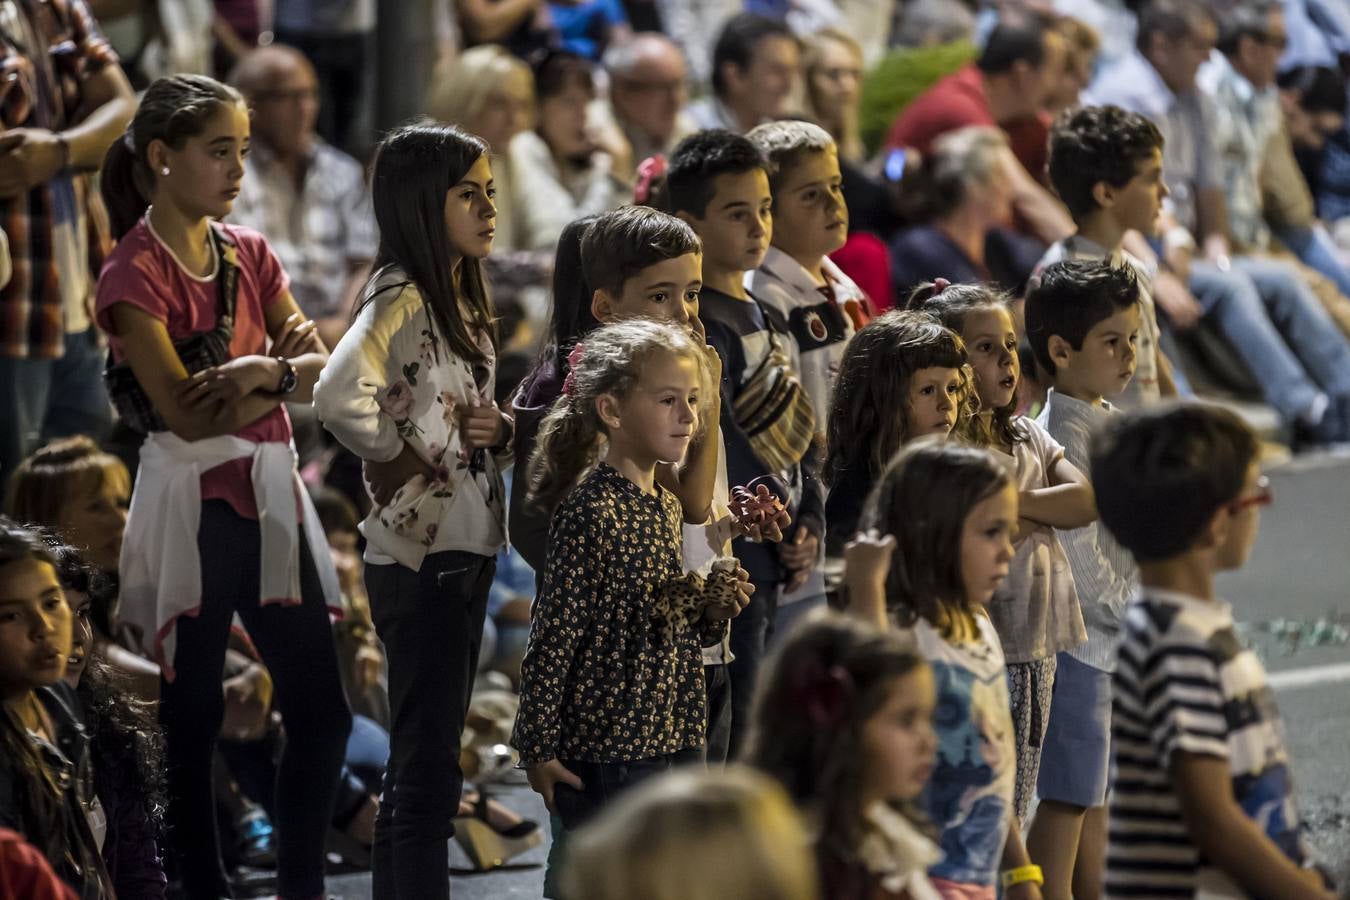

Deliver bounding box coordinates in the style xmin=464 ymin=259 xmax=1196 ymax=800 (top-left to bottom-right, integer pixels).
xmin=101 ymin=74 xmax=244 ymax=239
xmin=580 ymin=206 xmax=702 ymax=298
xmin=825 ymin=309 xmax=972 ymax=488
xmin=862 ymin=439 xmax=1011 ymax=626
xmin=745 ymin=611 xmax=930 ymax=861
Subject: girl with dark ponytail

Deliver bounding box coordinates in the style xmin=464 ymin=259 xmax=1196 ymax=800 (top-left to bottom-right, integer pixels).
xmin=93 ymin=74 xmax=352 ymax=900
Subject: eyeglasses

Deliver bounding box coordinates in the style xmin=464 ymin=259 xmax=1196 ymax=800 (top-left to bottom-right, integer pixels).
xmin=1229 ymin=474 xmax=1273 ymax=512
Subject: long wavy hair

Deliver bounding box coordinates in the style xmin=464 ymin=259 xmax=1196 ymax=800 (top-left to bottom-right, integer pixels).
xmin=0 ymin=520 xmax=110 ymax=897
xmin=745 ymin=611 xmax=932 ymax=864
xmin=49 ymin=543 xmax=167 ymax=834
xmin=907 ymin=281 xmax=1026 ymax=449
xmin=527 ymin=319 xmax=711 ymax=512
xmin=361 ymin=121 xmax=497 ymax=364
xmin=825 ymin=309 xmax=974 ymax=489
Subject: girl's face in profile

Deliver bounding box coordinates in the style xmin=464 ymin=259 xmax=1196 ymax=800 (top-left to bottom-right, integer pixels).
xmin=443 ymin=153 xmax=497 ymax=260
xmin=156 ymin=101 xmax=250 ymax=222
xmin=959 ymin=483 xmax=1016 ymax=606
xmin=861 ymin=666 xmax=939 ymax=805
xmin=61 ymin=587 xmax=93 ymax=689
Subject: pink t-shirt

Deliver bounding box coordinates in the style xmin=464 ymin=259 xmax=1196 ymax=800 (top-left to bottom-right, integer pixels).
xmin=96 ymin=220 xmax=292 ymax=520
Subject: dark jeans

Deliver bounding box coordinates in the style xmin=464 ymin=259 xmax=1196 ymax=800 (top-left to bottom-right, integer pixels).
xmin=554 ymin=749 xmax=703 ymax=831
xmin=0 ymin=326 xmax=111 ymax=501
xmin=366 ymin=550 xmax=495 ymax=900
xmin=727 ymin=546 xmax=781 ymax=758
xmin=160 ymin=501 xmax=351 ymax=900
xmin=704 ymin=663 xmax=732 ymax=765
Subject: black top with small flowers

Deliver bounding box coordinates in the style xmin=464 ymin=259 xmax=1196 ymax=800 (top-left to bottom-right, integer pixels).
xmin=511 ymin=462 xmax=721 ymax=765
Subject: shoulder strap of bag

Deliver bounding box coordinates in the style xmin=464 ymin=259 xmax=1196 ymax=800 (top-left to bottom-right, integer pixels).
xmin=209 ymin=222 xmax=240 ymax=331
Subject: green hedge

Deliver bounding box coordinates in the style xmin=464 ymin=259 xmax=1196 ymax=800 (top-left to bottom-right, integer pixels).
xmin=859 ymin=42 xmax=978 ymax=155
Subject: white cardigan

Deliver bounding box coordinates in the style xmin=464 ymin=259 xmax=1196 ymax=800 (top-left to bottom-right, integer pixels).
xmin=119 ymin=431 xmax=340 ymax=678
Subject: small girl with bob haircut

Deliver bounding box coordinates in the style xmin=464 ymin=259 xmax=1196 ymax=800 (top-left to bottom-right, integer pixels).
xmin=908 ymin=282 xmax=1093 ymax=822
xmin=847 ymin=439 xmax=1044 ymax=900
xmin=559 ymin=765 xmax=818 ymax=900
xmin=747 ymin=610 xmax=943 ymax=900
xmin=824 ymin=309 xmax=972 ymax=561
xmin=512 ymin=318 xmax=751 ymax=828
xmin=314 ymin=121 xmax=512 ymax=900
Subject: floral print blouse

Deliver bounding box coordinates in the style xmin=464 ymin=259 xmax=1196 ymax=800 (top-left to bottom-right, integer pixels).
xmin=511 ymin=463 xmax=729 ymax=765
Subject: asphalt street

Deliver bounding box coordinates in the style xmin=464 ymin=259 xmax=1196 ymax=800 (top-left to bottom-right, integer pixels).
xmin=316 ymin=449 xmax=1350 ymax=899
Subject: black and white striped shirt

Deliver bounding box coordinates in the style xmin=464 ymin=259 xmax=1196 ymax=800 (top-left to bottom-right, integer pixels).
xmin=1106 ymin=589 xmax=1313 ymax=899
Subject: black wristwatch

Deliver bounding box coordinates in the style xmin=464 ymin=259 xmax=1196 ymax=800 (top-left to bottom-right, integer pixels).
xmin=270 ymin=357 xmax=298 ymax=396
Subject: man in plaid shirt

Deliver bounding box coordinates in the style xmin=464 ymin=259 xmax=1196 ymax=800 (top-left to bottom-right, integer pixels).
xmin=0 ymin=0 xmax=133 ymax=494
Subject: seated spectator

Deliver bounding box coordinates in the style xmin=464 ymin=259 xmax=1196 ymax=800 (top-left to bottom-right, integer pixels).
xmin=687 ymin=13 xmax=800 ymax=134
xmin=457 ymin=0 xmax=556 ymax=58
xmin=801 ymin=28 xmax=864 ymax=165
xmin=271 ymin=0 xmax=376 ymax=155
xmin=1277 ymin=65 xmax=1347 ymax=195
xmin=886 ymin=15 xmax=1075 ymax=245
xmin=893 ymin=0 xmax=975 ymax=49
xmin=890 ymin=126 xmax=1026 ymax=297
xmin=549 ymin=0 xmax=631 ymax=60
xmin=426 ymin=45 xmax=553 ymax=317
xmin=1046 ymin=15 xmax=1100 ymax=116
xmin=510 ymin=50 xmax=626 ymax=251
xmin=1090 ymin=0 xmax=1350 ymax=444
xmin=229 ymin=45 xmax=377 ymax=351
xmin=1199 ymin=0 xmax=1350 ymax=305
xmin=593 ymin=34 xmax=697 ymax=174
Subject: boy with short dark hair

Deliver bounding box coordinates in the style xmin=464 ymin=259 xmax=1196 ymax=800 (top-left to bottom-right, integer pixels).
xmin=665 ymin=129 xmax=823 ymax=755
xmin=1024 ymin=259 xmax=1142 ymax=900
xmin=1041 ymin=104 xmax=1176 ymax=406
xmin=1091 ymin=404 xmax=1332 ymax=900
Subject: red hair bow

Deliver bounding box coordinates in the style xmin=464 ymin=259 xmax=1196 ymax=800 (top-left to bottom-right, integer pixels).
xmin=562 ymin=342 xmax=586 ymax=397
xmin=634 ymin=155 xmax=667 ymax=205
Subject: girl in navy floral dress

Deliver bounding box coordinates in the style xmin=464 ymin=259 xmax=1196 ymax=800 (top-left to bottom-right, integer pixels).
xmin=511 ymin=319 xmax=751 ymax=829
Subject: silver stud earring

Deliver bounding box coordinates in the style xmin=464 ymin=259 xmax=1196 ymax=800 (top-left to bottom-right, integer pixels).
xmin=161 ymin=167 xmax=170 ymax=176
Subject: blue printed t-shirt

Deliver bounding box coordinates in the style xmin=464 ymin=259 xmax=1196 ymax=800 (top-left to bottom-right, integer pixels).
xmin=548 ymin=0 xmax=627 ymax=59
xmin=911 ymin=615 xmax=1015 ymax=887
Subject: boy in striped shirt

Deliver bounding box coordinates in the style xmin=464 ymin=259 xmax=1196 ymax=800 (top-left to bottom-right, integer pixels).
xmin=1089 ymin=404 xmax=1330 ymax=900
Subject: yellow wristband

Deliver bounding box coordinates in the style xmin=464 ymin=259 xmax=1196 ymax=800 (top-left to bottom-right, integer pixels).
xmin=1001 ymin=865 xmax=1044 ymax=889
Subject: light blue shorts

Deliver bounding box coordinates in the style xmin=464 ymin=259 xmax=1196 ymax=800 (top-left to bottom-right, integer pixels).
xmin=1036 ymin=651 xmax=1112 ymax=808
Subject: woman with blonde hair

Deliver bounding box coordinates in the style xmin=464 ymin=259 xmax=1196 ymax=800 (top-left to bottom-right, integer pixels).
xmin=560 ymin=766 xmax=819 ymax=900
xmin=801 ymin=28 xmax=866 ymax=165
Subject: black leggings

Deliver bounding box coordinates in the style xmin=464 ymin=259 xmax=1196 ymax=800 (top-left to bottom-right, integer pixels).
xmin=159 ymin=501 xmax=352 ymax=899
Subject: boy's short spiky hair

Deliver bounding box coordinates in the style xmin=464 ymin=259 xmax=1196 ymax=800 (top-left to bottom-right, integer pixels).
xmin=1090 ymin=403 xmax=1259 ymax=563
xmin=1025 ymin=259 xmax=1140 ymax=378
xmin=580 ymin=205 xmax=702 ymax=298
xmin=746 ymin=120 xmax=837 ymax=194
xmin=1048 ymin=105 xmax=1164 ymax=220
xmin=665 ymin=129 xmax=770 ymax=219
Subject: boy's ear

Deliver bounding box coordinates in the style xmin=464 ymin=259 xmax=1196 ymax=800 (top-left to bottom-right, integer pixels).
xmin=591 ymin=287 xmax=615 ymax=323
xmin=1047 ymin=334 xmax=1074 ymax=370
xmin=1091 ymin=179 xmax=1115 ymax=210
xmin=1195 ymin=503 xmax=1231 ymax=554
xmin=594 ymin=392 xmax=622 ymax=431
